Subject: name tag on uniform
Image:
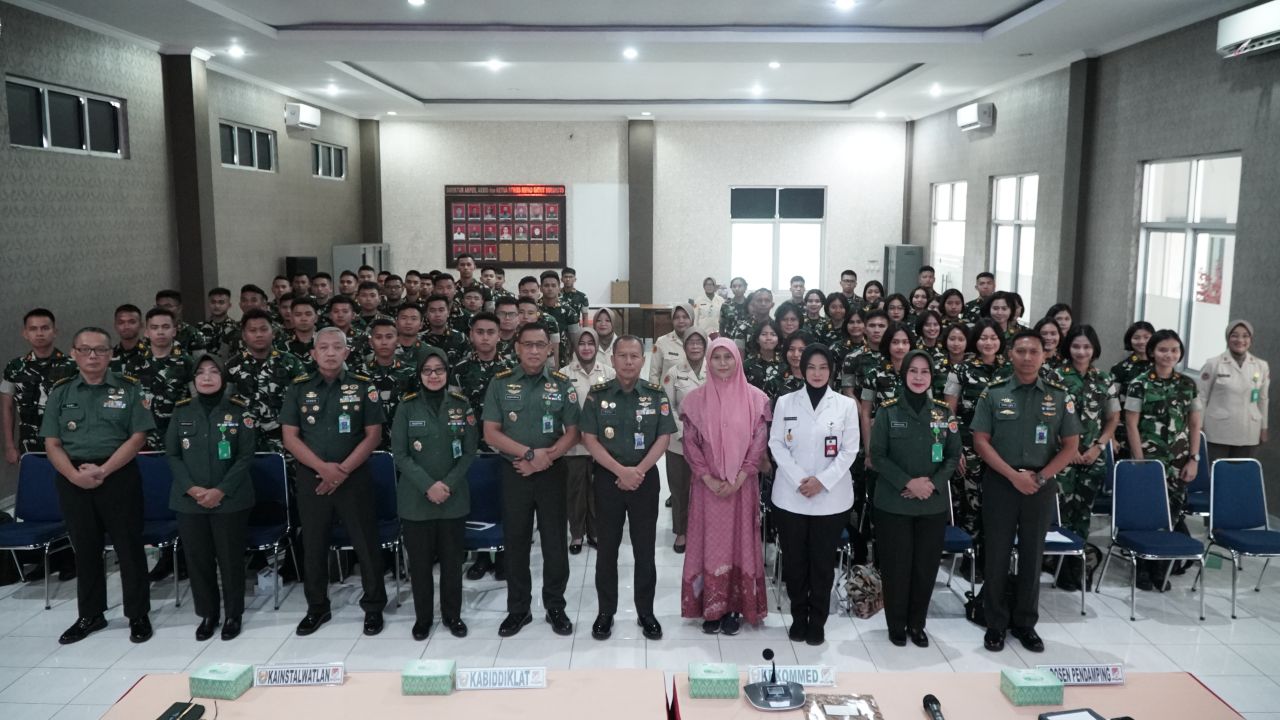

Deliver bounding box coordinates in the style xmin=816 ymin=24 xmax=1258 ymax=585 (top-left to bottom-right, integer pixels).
xmin=824 ymin=436 xmax=838 ymax=458
xmin=1253 ymin=389 xmax=1261 ymax=403
xmin=452 ymin=439 xmax=463 ymax=459
xmin=932 ymin=442 xmax=944 ymax=462
xmin=338 ymin=413 xmax=352 ymax=434
xmin=1035 ymin=423 xmax=1049 ymax=445
xmin=635 ymin=433 xmax=646 ymax=451
xmin=409 ymin=420 xmax=426 ymax=428
xmin=542 ymin=414 xmax=554 ymax=434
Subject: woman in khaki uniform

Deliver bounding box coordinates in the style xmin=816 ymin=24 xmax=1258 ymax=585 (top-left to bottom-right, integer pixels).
xmin=561 ymin=328 xmax=615 ymax=553
xmin=662 ymin=328 xmax=708 ymax=553
xmin=1198 ymin=320 xmax=1269 ymax=459
xmin=648 ymin=303 xmax=693 ymax=385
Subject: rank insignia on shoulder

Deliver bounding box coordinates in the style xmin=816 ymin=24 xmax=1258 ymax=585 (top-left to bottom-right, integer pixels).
xmin=352 ymin=373 xmax=372 ymax=382
xmin=987 ymin=377 xmax=1010 ymax=388
xmin=121 ymin=375 xmax=140 ymax=384
xmin=644 ymin=380 xmax=662 ymax=391
xmin=52 ymin=376 xmax=74 ymax=388
xmin=591 ymin=381 xmax=609 ymax=391
xmin=881 ymin=397 xmax=899 ymax=407
xmin=494 ymin=369 xmax=513 ymax=378
xmin=230 ymin=395 xmax=248 ymax=407
xmin=293 ymin=374 xmax=311 ymax=383
xmin=175 ymin=397 xmax=192 ymax=406
xmin=450 ymin=391 xmax=467 ymax=402
xmin=551 ymin=371 xmax=568 ymax=381
xmin=933 ymin=399 xmax=950 ymax=408
xmin=401 ymin=392 xmax=418 ymax=402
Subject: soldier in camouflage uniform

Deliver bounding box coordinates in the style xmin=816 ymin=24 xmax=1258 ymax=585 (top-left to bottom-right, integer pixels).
xmin=725 ymin=289 xmax=774 ymax=351
xmin=742 ymin=321 xmax=784 ymax=394
xmin=127 ymin=308 xmax=195 ymax=451
xmin=560 ymin=267 xmax=590 ymax=321
xmin=355 ymin=281 xmax=391 ymax=328
xmin=718 ymin=278 xmax=749 ymax=338
xmin=422 ymin=295 xmax=471 ymax=367
xmin=493 ymin=296 xmax=520 ymax=362
xmin=110 ymin=304 xmax=146 ymax=374
xmin=284 ymin=298 xmax=320 ymax=374
xmin=354 ymin=318 xmax=416 ymax=450
xmin=451 ymin=312 xmax=514 ymax=443
xmin=199 ymin=287 xmax=238 ymax=358
xmin=392 ymin=305 xmax=431 ymax=369
xmin=1123 ymin=329 xmax=1202 ymax=591
xmin=325 ymin=296 xmax=369 ymax=361
xmin=962 ymin=272 xmax=995 ymax=324
xmin=2 ymin=309 xmax=78 ymax=462
xmin=225 ymin=309 xmax=308 ymax=454
xmin=1110 ymin=321 xmax=1154 ymax=457
xmin=154 ymin=290 xmax=207 ymax=355
xmin=539 ymin=272 xmax=578 ymax=367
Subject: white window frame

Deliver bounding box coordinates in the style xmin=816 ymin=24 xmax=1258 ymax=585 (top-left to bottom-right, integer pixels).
xmin=1135 ymin=153 xmax=1240 ymax=369
xmin=311 ymin=140 xmax=347 ymax=180
xmin=989 ymin=172 xmax=1038 ymax=310
xmin=5 ymin=76 xmax=127 ymax=158
xmin=729 ymin=186 xmax=826 ymax=297
xmin=930 ymin=180 xmax=967 ymax=292
xmin=219 ymin=121 xmax=276 ymax=173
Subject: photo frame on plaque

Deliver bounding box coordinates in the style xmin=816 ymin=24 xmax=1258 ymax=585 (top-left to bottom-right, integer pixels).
xmin=514 ymin=203 xmax=529 ymax=220
xmin=514 ymin=223 xmax=528 ymax=241
xmin=444 ymin=185 xmax=566 ymax=268
xmin=467 ymin=223 xmax=482 ymax=240
xmin=499 ymin=224 xmax=513 ymax=241
xmin=467 ymin=203 xmax=481 ymax=220
xmin=531 ymin=224 xmax=543 ymax=240
xmin=529 ymin=203 xmax=543 ymax=221
xmin=499 ymin=203 xmax=513 ymax=220
xmin=483 ymin=203 xmax=497 ymax=220
xmin=545 ymin=203 xmax=559 ymax=221
xmin=452 ymin=224 xmax=466 ymax=242
xmin=451 ymin=203 xmax=466 ymax=221
xmin=545 ymin=223 xmax=560 ymax=241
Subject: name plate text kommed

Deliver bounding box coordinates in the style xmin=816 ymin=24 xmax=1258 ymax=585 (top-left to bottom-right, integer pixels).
xmin=747 ymin=665 xmax=836 ymax=686
xmin=456 ymin=666 xmax=547 ymax=690
xmin=254 ymin=663 xmax=345 ymax=687
xmin=1037 ymin=664 xmax=1125 ymax=685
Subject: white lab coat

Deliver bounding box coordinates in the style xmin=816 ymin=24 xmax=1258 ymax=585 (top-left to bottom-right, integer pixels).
xmin=768 ymin=386 xmax=861 ymax=516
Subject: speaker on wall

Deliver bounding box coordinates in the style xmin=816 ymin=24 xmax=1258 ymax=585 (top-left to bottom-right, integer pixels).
xmin=285 ymin=256 xmax=318 ymax=279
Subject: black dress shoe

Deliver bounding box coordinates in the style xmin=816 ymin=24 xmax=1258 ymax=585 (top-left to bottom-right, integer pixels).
xmin=546 ymin=609 xmax=573 ymax=636
xmin=466 ymin=556 xmax=492 ymax=581
xmin=804 ymin=626 xmax=825 ymax=646
xmin=719 ymin=613 xmax=741 ymax=636
xmin=984 ymin=629 xmax=1005 ymax=652
xmin=1010 ymin=627 xmax=1044 ymax=653
xmin=221 ymin=617 xmax=241 ymax=641
xmin=702 ymin=619 xmax=721 ymax=635
xmin=443 ymin=617 xmax=468 ymax=638
xmin=888 ymin=629 xmax=908 ymax=647
xmin=908 ymin=628 xmax=929 ymax=648
xmin=586 ymin=538 xmax=598 ymax=548
xmin=637 ymin=614 xmax=663 ymax=640
xmin=363 ymin=611 xmax=384 ymax=636
xmin=412 ymin=620 xmax=432 ymax=641
xmin=129 ymin=615 xmax=153 ymax=643
xmin=1136 ymin=571 xmax=1154 ymax=592
xmin=665 ymin=497 xmax=673 ymax=507
xmin=673 ymin=543 xmax=686 ymax=554
xmin=569 ymin=541 xmax=583 ymax=555
xmin=195 ymin=617 xmax=220 ymax=642
xmin=58 ymin=615 xmax=107 ymax=645
xmin=788 ymin=620 xmax=808 ymax=642
xmin=499 ymin=612 xmax=532 ymax=637
xmin=296 ymin=611 xmax=332 ymax=636
xmin=591 ymin=613 xmax=613 ymax=640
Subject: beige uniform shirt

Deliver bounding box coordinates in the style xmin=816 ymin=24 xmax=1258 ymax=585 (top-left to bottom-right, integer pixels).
xmin=560 ymin=358 xmax=615 ymax=456
xmin=647 ymin=331 xmax=685 ymax=386
xmin=661 ymin=361 xmax=706 ymax=455
xmin=693 ymin=294 xmax=724 ymax=338
xmin=1197 ymin=352 xmax=1270 ymax=446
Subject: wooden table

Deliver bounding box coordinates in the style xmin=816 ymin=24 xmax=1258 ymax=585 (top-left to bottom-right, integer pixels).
xmin=103 ymin=669 xmax=667 ymax=719
xmin=670 ymin=671 xmax=1242 ymax=719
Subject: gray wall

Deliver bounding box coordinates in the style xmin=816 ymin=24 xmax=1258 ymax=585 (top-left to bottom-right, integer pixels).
xmin=207 ymin=72 xmax=363 ymax=284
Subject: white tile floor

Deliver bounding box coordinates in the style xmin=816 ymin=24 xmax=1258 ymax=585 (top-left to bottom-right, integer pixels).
xmin=3 ymin=471 xmax=1280 ymax=719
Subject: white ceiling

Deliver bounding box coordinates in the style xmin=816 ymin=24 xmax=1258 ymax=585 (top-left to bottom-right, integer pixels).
xmin=11 ymin=0 xmax=1255 ymax=121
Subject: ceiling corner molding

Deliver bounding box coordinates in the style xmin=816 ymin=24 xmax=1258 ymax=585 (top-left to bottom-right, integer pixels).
xmin=983 ymin=0 xmax=1070 ymax=40
xmin=6 ymin=0 xmax=162 ymax=51
xmin=181 ymin=0 xmax=278 ymax=39
xmin=205 ymin=60 xmax=360 ymax=118
xmin=159 ymin=45 xmax=214 ymax=61
xmin=327 ymin=61 xmax=423 ymax=106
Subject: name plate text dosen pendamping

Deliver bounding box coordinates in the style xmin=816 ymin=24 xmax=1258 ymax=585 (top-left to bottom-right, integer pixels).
xmin=456 ymin=666 xmax=547 ymax=690
xmin=1037 ymin=664 xmax=1125 ymax=685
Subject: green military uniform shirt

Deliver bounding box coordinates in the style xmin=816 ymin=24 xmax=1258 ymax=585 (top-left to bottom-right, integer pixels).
xmin=109 ymin=342 xmax=145 ymax=374
xmin=2 ymin=349 xmax=78 ymax=452
xmin=394 ymin=340 xmax=430 ymax=369
xmin=124 ymin=347 xmax=195 ymax=449
xmin=719 ymin=299 xmax=747 ymax=336
xmin=165 ymin=394 xmax=256 ymax=514
xmin=391 ymin=389 xmax=478 ymax=521
xmin=579 ymin=378 xmax=678 ymax=466
xmin=561 ymin=288 xmax=589 ymax=320
xmin=422 ymin=328 xmax=470 ymax=367
xmin=869 ymin=397 xmax=961 ymax=516
xmin=970 ymin=374 xmax=1082 ymax=476
xmin=354 ymin=357 xmax=417 ymax=449
xmin=40 ymin=372 xmax=156 ymax=458
xmin=481 ymin=365 xmax=580 ymax=458
xmin=279 ymin=370 xmax=386 ymax=462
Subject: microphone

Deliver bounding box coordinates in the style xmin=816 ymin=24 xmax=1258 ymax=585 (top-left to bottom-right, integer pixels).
xmin=923 ymin=694 xmax=945 ymax=720
xmin=762 ymin=648 xmax=776 ymax=683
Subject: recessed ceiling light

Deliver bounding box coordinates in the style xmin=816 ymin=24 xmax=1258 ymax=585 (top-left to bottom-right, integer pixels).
xmin=325 ymin=83 xmax=339 ymax=96
xmin=750 ymin=83 xmax=764 ymax=96
xmin=387 ymin=111 xmax=398 ymax=116
xmin=623 ymin=47 xmax=639 ymax=60
xmin=227 ymin=44 xmax=245 ymax=59
xmin=929 ymin=83 xmax=942 ymax=97
xmin=834 ymin=0 xmax=857 ymax=10
xmin=876 ymin=111 xmax=886 ymax=119
xmin=640 ymin=111 xmax=652 ymax=116
xmin=407 ymin=0 xmax=426 ymax=6
xmin=486 ymin=58 xmax=506 ymax=72
xmin=768 ymin=61 xmax=781 ymax=69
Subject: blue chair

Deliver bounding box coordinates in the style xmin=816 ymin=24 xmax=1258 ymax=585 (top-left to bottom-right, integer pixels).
xmin=1095 ymin=459 xmax=1205 ymax=621
xmin=107 ymin=453 xmax=182 ymax=606
xmin=1185 ymin=432 xmax=1212 ymax=518
xmin=1193 ymin=459 xmax=1280 ymax=619
xmin=943 ymin=499 xmax=975 ymax=599
xmin=328 ymin=450 xmax=401 ymax=606
xmin=247 ymin=452 xmax=296 ymax=610
xmin=1043 ymin=498 xmax=1088 ymax=616
xmin=0 ymin=453 xmax=72 ymax=609
xmin=1091 ymin=440 xmax=1117 ymax=518
xmin=464 ymin=454 xmax=504 ymax=558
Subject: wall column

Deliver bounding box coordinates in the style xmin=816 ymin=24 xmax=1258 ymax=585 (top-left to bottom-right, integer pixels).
xmin=627 ymin=120 xmax=655 ymax=303
xmin=360 ymin=119 xmax=383 ymax=245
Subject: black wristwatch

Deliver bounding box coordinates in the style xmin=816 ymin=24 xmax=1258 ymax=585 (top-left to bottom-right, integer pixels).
xmin=523 ymin=447 xmax=536 ymax=462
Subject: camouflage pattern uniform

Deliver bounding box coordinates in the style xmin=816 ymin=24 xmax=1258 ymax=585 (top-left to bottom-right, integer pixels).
xmin=124 ymin=347 xmax=195 ymax=450
xmin=284 ymin=334 xmax=317 ymax=374
xmin=353 ymin=357 xmax=416 ymax=449
xmin=1 ymin=349 xmax=78 ymax=453
xmin=838 ymin=343 xmax=871 ymax=395
xmin=944 ymin=356 xmax=1012 ymax=550
xmin=449 ymin=308 xmax=474 ymax=334
xmin=422 ymin=328 xmax=470 ymax=367
xmin=175 ymin=322 xmax=206 ymax=356
xmin=762 ymin=368 xmax=803 ymax=404
xmin=742 ymin=352 xmax=784 ymax=395
xmin=109 ymin=342 xmax=146 ymax=374
xmin=199 ymin=318 xmax=239 ymax=358
xmin=1124 ymin=371 xmax=1202 ymax=519
xmin=718 ymin=299 xmax=748 ymax=337
xmin=541 ymin=303 xmax=578 ymax=365
xmin=801 ymin=317 xmax=831 ymax=342
xmin=225 ymin=349 xmax=308 ymax=453
xmin=496 ymin=337 xmax=516 ymax=362
xmin=561 ymin=288 xmax=589 ymax=321
xmin=962 ymin=298 xmax=985 ymax=324
xmin=860 ymin=357 xmax=905 ymax=419
xmin=1057 ymin=364 xmax=1120 ymax=536
xmin=724 ymin=315 xmax=764 ymax=350
xmin=1110 ymin=353 xmax=1150 ymax=456
xmin=452 ymin=351 xmax=514 ymax=452
xmin=394 ymin=340 xmax=431 ymax=370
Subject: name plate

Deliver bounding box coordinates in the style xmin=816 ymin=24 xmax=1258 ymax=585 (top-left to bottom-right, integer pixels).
xmin=747 ymin=665 xmax=835 ymax=686
xmin=254 ymin=663 xmax=345 ymax=687
xmin=1037 ymin=664 xmax=1125 ymax=685
xmin=456 ymin=666 xmax=547 ymax=690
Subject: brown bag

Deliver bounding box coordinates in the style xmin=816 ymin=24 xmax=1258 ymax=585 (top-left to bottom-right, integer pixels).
xmin=843 ymin=564 xmax=884 ymax=619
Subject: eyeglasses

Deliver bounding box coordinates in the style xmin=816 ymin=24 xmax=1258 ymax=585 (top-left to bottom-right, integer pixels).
xmin=421 ymin=367 xmax=448 ymax=376
xmin=74 ymin=346 xmax=111 ymax=357
xmin=520 ymin=341 xmax=550 ymax=350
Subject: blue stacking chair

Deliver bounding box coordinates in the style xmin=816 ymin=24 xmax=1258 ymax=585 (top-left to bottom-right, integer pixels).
xmin=1184 ymin=432 xmax=1212 ymax=518
xmin=463 ymin=454 xmax=504 ymax=559
xmin=1095 ymin=459 xmax=1205 ymax=621
xmin=0 ymin=453 xmax=72 ymax=609
xmin=1193 ymin=459 xmax=1280 ymax=619
xmin=246 ymin=452 xmax=295 ymax=610
xmin=329 ymin=450 xmax=401 ymax=606
xmin=943 ymin=498 xmax=975 ymax=598
xmin=1043 ymin=498 xmax=1088 ymax=616
xmin=118 ymin=453 xmax=182 ymax=606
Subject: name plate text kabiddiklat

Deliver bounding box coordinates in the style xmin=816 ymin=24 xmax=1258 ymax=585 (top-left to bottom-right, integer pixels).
xmin=1037 ymin=664 xmax=1125 ymax=685
xmin=254 ymin=662 xmax=345 ymax=687
xmin=747 ymin=665 xmax=836 ymax=686
xmin=456 ymin=666 xmax=547 ymax=690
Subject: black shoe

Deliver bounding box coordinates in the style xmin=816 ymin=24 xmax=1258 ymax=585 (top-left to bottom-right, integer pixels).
xmin=295 ymin=611 xmax=331 ymax=636
xmin=788 ymin=619 xmax=808 ymax=642
xmin=586 ymin=538 xmax=598 ymax=549
xmin=363 ymin=611 xmax=384 ymax=636
xmin=412 ymin=620 xmax=432 ymax=641
xmin=1057 ymin=570 xmax=1082 ymax=593
xmin=546 ymin=609 xmax=573 ymax=636
xmin=1170 ymin=560 xmax=1189 ymax=576
xmin=720 ymin=614 xmax=741 ymax=636
xmin=466 ymin=556 xmax=492 ymax=581
xmin=195 ymin=617 xmax=220 ymax=641
xmin=58 ymin=615 xmax=107 ymax=645
xmin=665 ymin=497 xmax=673 ymax=507
xmin=569 ymin=541 xmax=583 ymax=555
xmin=129 ymin=615 xmax=153 ymax=643
xmin=908 ymin=628 xmax=929 ymax=648
xmin=804 ymin=625 xmax=825 ymax=646
xmin=888 ymin=629 xmax=907 ymax=647
xmin=221 ymin=617 xmax=241 ymax=641
xmin=1136 ymin=571 xmax=1154 ymax=592
xmin=443 ymin=617 xmax=468 ymax=638
xmin=984 ymin=629 xmax=1005 ymax=652
xmin=499 ymin=612 xmax=532 ymax=637
xmin=1010 ymin=627 xmax=1044 ymax=653
xmin=702 ymin=619 xmax=721 ymax=635
xmin=591 ymin=613 xmax=613 ymax=640
xmin=638 ymin=614 xmax=663 ymax=640
xmin=673 ymin=542 xmax=686 ymax=554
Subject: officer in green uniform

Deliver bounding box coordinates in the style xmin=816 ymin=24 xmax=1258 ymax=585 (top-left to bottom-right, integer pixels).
xmin=580 ymin=335 xmax=675 ymax=642
xmin=972 ymin=330 xmax=1080 ymax=654
xmin=281 ymin=327 xmax=388 ymax=638
xmin=226 ymin=309 xmax=307 ymax=454
xmin=482 ymin=322 xmax=581 ymax=638
xmin=392 ymin=348 xmax=478 ymax=642
xmin=41 ymin=327 xmax=155 ymax=645
xmin=166 ymin=355 xmax=256 ymax=642
xmin=2 ymin=309 xmax=78 ymax=463
xmin=354 ymin=318 xmax=416 ymax=451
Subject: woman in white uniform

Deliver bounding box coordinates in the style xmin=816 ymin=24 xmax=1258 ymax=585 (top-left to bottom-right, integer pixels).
xmin=1197 ymin=320 xmax=1269 ymax=459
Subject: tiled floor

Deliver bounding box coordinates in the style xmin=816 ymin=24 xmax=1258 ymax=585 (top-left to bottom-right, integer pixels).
xmin=3 ymin=473 xmax=1280 ymax=719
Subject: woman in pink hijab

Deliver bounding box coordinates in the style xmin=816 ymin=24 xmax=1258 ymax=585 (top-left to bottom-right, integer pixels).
xmin=680 ymin=337 xmax=772 ymax=634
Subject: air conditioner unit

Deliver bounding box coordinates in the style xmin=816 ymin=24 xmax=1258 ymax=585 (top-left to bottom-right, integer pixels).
xmin=284 ymin=102 xmax=321 ymax=130
xmin=1218 ymin=0 xmax=1280 ymax=58
xmin=956 ymin=102 xmax=994 ymax=132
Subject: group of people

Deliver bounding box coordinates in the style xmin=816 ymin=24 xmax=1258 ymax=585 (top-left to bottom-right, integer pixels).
xmin=0 ymin=260 xmax=1269 ymax=658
